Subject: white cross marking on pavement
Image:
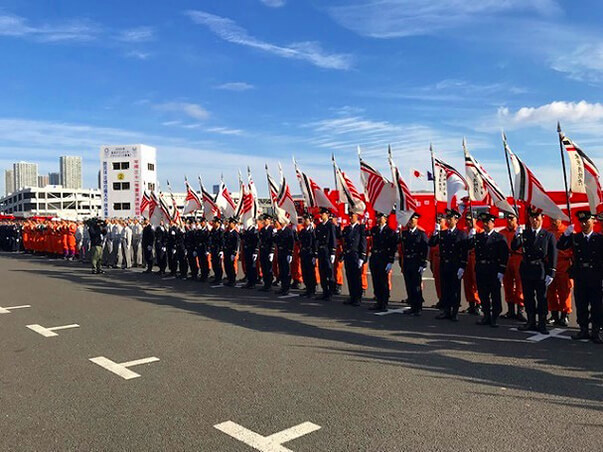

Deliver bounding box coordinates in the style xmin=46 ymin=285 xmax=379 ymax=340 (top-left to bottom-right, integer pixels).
xmin=510 ymin=327 xmax=572 ymax=342
xmin=214 ymin=420 xmax=321 ymax=452
xmin=89 ymin=356 xmax=160 ymax=380
xmin=278 ymin=294 xmax=299 ymax=299
xmin=374 ymin=308 xmax=409 ymax=316
xmin=26 ymin=323 xmax=79 ymax=338
xmin=0 ymin=305 xmax=31 ymax=314
xmin=211 ymin=284 xmax=224 ymax=288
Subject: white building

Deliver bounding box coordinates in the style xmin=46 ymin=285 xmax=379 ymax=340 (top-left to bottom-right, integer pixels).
xmin=13 ymin=162 xmax=38 ymax=190
xmin=5 ymin=169 xmax=14 ymax=196
xmin=0 ymin=186 xmax=102 ymax=220
xmin=100 ymin=144 xmax=157 ymax=218
xmin=60 ymin=156 xmax=83 ymax=189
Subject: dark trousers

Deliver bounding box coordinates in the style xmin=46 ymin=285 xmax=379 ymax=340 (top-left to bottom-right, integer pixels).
xmin=187 ymin=251 xmax=199 ymax=278
xmin=476 ymin=268 xmax=502 ymax=319
xmin=244 ymin=253 xmax=258 ymax=286
xmin=344 ymin=253 xmax=362 ymax=303
xmin=317 ymin=248 xmax=333 ymax=296
xmin=370 ymin=254 xmax=389 ymax=306
xmin=199 ymin=251 xmax=210 ymax=281
xmin=403 ymin=261 xmax=423 ymax=311
xmin=144 ymin=246 xmax=154 ymax=272
xmin=440 ymin=264 xmax=462 ymax=313
xmin=211 ymin=253 xmax=223 ymax=282
xmin=300 ymin=253 xmax=316 ymax=294
xmin=224 ymin=254 xmax=237 ymax=284
xmin=520 ymin=276 xmax=547 ymax=325
xmin=278 ymin=253 xmax=291 ymax=292
xmin=168 ymin=248 xmax=178 ymax=275
xmin=574 ymin=276 xmax=603 ymax=330
xmin=260 ymin=252 xmax=273 ymax=288
xmin=155 ymin=246 xmax=167 ymax=273
xmin=177 ymin=249 xmax=188 ymax=277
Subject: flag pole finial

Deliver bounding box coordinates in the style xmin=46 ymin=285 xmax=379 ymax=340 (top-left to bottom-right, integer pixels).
xmin=557 ymin=121 xmax=562 ymax=134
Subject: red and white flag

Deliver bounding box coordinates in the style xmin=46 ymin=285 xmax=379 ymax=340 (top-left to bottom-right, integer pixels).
xmin=198 ymin=176 xmax=219 ymax=220
xmin=358 ymin=146 xmax=395 ymax=214
xmin=294 ymin=158 xmax=337 ymax=212
xmin=559 ymin=125 xmax=603 ymax=214
xmin=333 ymin=154 xmax=366 ymax=215
xmin=432 ymin=148 xmax=468 ymax=207
xmin=247 ymin=166 xmax=261 ymax=216
xmin=412 ymin=169 xmax=424 ymax=179
xmin=215 ymin=180 xmax=237 ymax=218
xmin=149 ymin=191 xmax=171 ymax=226
xmin=388 ymin=148 xmax=417 ymax=226
xmin=165 ymin=180 xmax=181 ymax=224
xmin=504 ymin=134 xmax=568 ymax=221
xmin=140 ymin=190 xmax=151 ymax=219
xmin=235 ymin=183 xmax=257 ymax=228
xmin=276 ymin=175 xmax=298 ymax=224
xmin=463 ymin=139 xmax=515 ymax=214
xmin=182 ymin=178 xmax=202 ymax=215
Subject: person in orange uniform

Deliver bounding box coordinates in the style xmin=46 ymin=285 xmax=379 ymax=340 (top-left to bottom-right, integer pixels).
xmin=500 ymin=212 xmax=527 ymax=321
xmin=429 ymin=213 xmax=446 ymax=308
xmin=546 ymin=217 xmax=573 ymax=326
xmin=463 ymin=212 xmax=482 ymax=315
xmin=291 ymin=220 xmax=304 ymax=289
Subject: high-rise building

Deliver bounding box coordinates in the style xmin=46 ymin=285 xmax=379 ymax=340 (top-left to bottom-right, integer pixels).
xmin=49 ymin=172 xmax=60 ymax=185
xmin=38 ymin=175 xmax=49 ymax=187
xmin=100 ymin=144 xmax=157 ymax=218
xmin=4 ymin=169 xmax=14 ymax=195
xmin=13 ymin=162 xmax=38 ymax=190
xmin=59 ymin=156 xmax=82 ymax=189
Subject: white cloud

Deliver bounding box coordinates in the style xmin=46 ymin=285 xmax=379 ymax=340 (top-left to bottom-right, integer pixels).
xmin=117 ymin=26 xmax=154 ymax=42
xmin=186 ymin=10 xmax=352 ymax=70
xmin=328 ymin=0 xmax=561 ymax=38
xmin=0 ymin=13 xmax=100 ymax=42
xmin=206 ymin=127 xmax=244 ymax=136
xmin=156 ymin=102 xmax=210 ymax=120
xmin=497 ymin=101 xmax=603 ymax=129
xmin=261 ymin=0 xmax=286 ymax=7
xmin=125 ymin=50 xmax=151 ymax=60
xmin=215 ymin=82 xmax=255 ymax=91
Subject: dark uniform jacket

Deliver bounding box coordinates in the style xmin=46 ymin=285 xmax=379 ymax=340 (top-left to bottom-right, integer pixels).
xmin=209 ymin=227 xmax=225 ymax=255
xmin=141 ymin=224 xmax=154 ymax=249
xmin=342 ymin=223 xmax=367 ymax=261
xmin=224 ymin=229 xmax=241 ymax=258
xmin=275 ymin=226 xmax=295 ymax=257
xmin=259 ymin=225 xmax=276 ymax=256
xmin=195 ymin=226 xmax=210 ymax=255
xmin=511 ymin=227 xmax=557 ymax=280
xmin=297 ymin=226 xmax=317 ymax=259
xmin=316 ymin=220 xmax=337 ymax=257
xmin=471 ymin=230 xmax=509 ymax=276
xmin=154 ymin=225 xmax=167 ymax=248
xmin=428 ymin=227 xmax=468 ymax=269
xmin=369 ymin=225 xmax=397 ymax=263
xmin=558 ymin=231 xmax=603 ymax=280
xmin=400 ymin=227 xmax=428 ymax=270
xmin=184 ymin=228 xmax=196 ymax=253
xmin=242 ymin=226 xmax=260 ymax=257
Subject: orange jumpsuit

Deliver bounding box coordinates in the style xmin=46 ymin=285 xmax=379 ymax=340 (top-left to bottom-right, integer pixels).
xmin=464 ymin=225 xmax=482 ymax=305
xmin=291 ymin=224 xmax=303 ymax=285
xmin=334 ymin=235 xmax=344 ymax=286
xmin=547 ymin=223 xmax=573 ymax=314
xmin=501 ymin=226 xmax=524 ymax=306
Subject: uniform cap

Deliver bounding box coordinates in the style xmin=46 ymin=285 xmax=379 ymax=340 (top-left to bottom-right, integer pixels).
xmin=527 ymin=207 xmax=543 ymax=217
xmin=576 ymin=210 xmax=593 ymax=221
xmin=445 ymin=208 xmax=461 ymax=219
xmin=478 ymin=212 xmax=496 ymax=223
xmin=319 ymin=207 xmax=331 ymax=214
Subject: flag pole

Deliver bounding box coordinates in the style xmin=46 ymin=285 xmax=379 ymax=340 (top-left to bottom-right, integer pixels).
xmin=462 ymin=138 xmax=474 ymax=219
xmin=430 ymin=143 xmax=438 ymax=223
xmin=557 ymin=122 xmax=572 ymax=219
xmin=502 ymin=132 xmax=519 ymax=217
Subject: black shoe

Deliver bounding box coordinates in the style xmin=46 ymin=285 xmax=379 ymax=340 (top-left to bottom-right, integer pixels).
xmin=351 ymin=300 xmax=361 ymax=307
xmin=591 ymin=330 xmax=603 ymax=344
xmin=572 ymin=329 xmax=590 ymax=340
xmin=477 ymin=317 xmax=491 ymax=326
xmin=450 ymin=314 xmax=459 ymax=322
xmin=518 ymin=323 xmax=536 ymax=331
xmin=369 ymin=304 xmax=384 ymax=311
xmin=501 ymin=311 xmax=515 ymax=319
xmin=343 ymin=299 xmax=353 ymax=305
xmin=516 ymin=311 xmax=527 ymax=322
xmin=291 ymin=281 xmax=300 ymax=290
xmin=557 ymin=313 xmax=569 ymax=327
xmin=435 ymin=311 xmax=451 ymax=320
xmin=259 ymin=287 xmax=270 ymax=292
xmin=538 ymin=324 xmax=549 ymax=335
xmin=490 ymin=318 xmax=499 ymax=327
xmin=334 ymin=285 xmax=342 ymax=295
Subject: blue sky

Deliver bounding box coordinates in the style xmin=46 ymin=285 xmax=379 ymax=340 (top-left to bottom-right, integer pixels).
xmin=1 ymin=0 xmax=603 ymax=195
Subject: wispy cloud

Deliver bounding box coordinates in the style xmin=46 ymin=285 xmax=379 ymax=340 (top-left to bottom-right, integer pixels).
xmin=125 ymin=50 xmax=151 ymax=60
xmin=206 ymin=126 xmax=244 ymax=136
xmin=186 ymin=10 xmax=353 ymax=70
xmin=327 ymin=0 xmax=561 ymax=38
xmin=214 ymin=82 xmax=255 ymax=91
xmin=156 ymin=102 xmax=210 ymax=120
xmin=550 ymin=43 xmax=603 ymax=83
xmin=0 ymin=13 xmax=100 ymax=42
xmin=117 ymin=26 xmax=154 ymax=42
xmin=260 ymin=0 xmax=286 ymax=7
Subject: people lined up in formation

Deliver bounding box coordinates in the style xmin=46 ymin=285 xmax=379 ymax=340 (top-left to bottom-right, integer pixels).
xmin=1 ymin=206 xmax=601 ymax=344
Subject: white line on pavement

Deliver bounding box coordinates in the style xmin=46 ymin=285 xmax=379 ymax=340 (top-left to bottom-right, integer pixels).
xmin=89 ymin=356 xmax=160 ymax=380
xmin=509 ymin=327 xmax=574 ymax=342
xmin=374 ymin=308 xmax=409 ymax=316
xmin=278 ymin=294 xmax=299 ymax=299
xmin=0 ymin=305 xmax=31 ymax=314
xmin=214 ymin=420 xmax=321 ymax=452
xmin=26 ymin=323 xmax=79 ymax=338
xmin=211 ymin=284 xmax=224 ymax=288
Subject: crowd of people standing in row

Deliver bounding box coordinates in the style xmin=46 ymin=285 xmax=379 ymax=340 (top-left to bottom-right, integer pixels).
xmin=1 ymin=206 xmax=601 ymax=344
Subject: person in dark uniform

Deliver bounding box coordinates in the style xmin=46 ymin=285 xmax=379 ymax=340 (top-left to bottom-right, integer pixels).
xmin=196 ymin=218 xmax=211 ymax=282
xmin=315 ymin=208 xmax=337 ymax=300
xmin=369 ymin=212 xmax=397 ymax=311
xmin=141 ymin=219 xmax=155 ymax=273
xmin=154 ymin=221 xmax=168 ymax=276
xmin=87 ymin=218 xmax=107 ymax=274
xmin=167 ymin=221 xmax=179 ymax=277
xmin=174 ymin=223 xmax=188 ymax=279
xmin=400 ymin=212 xmax=428 ymax=315
xmin=511 ymin=208 xmax=557 ymax=334
xmin=258 ymin=214 xmax=275 ymax=292
xmin=342 ymin=212 xmax=367 ymax=306
xmin=429 ymin=209 xmax=468 ymax=321
xmin=470 ymin=212 xmax=509 ymax=327
xmin=298 ymin=213 xmax=318 ymax=298
xmin=223 ymin=217 xmax=240 ymax=286
xmin=185 ymin=220 xmax=199 ymax=280
xmin=241 ymin=220 xmax=260 ymax=289
xmin=557 ymin=210 xmax=603 ymax=343
xmin=209 ymin=217 xmax=225 ymax=284
xmin=275 ymin=219 xmax=295 ymax=295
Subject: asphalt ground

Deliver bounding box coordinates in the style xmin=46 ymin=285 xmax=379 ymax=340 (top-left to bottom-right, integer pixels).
xmin=0 ymin=252 xmax=601 ymax=452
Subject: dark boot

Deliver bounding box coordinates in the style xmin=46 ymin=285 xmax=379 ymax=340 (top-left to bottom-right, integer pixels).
xmin=450 ymin=307 xmax=460 ymax=322
xmin=558 ymin=312 xmax=569 ymax=327
xmin=537 ymin=322 xmax=549 ymax=335
xmin=476 ymin=316 xmax=491 ymax=326
xmin=501 ymin=303 xmax=516 ymax=319
xmin=435 ymin=309 xmax=451 ymax=319
xmin=572 ymin=328 xmax=590 ymax=340
xmin=518 ymin=314 xmax=536 ymax=331
xmin=591 ymin=328 xmax=602 ymax=344
xmin=490 ymin=316 xmax=499 ymax=328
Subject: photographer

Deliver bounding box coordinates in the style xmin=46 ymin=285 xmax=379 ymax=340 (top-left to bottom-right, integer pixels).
xmin=88 ymin=218 xmax=107 ymax=274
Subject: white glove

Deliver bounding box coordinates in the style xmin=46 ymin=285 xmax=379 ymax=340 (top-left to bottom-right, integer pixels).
xmin=358 ymin=259 xmax=364 ymax=269
xmin=218 ymin=251 xmax=224 ymax=259
xmin=457 ymin=268 xmax=465 ymax=280
xmin=330 ymin=254 xmax=335 ymax=264
xmin=147 ymin=246 xmax=152 ymax=251
xmin=230 ymin=254 xmax=235 ymax=262
xmin=172 ymin=249 xmax=176 ymax=255
xmin=205 ymin=251 xmax=210 ymax=256
xmin=287 ymin=255 xmax=292 ymax=264
xmin=419 ymin=266 xmax=426 ymax=275
xmin=545 ymin=275 xmax=554 ymax=287
xmin=385 ymin=263 xmax=393 ymax=273
xmin=312 ymin=257 xmax=317 ymax=266
xmin=564 ymin=224 xmax=574 ymax=236
xmin=193 ymin=251 xmax=198 ymax=257
xmin=161 ymin=246 xmax=166 ymax=252
xmin=515 ymin=226 xmax=524 ymax=237
xmin=497 ymin=272 xmax=504 ymax=283
xmin=469 ymin=228 xmax=476 ymax=237
xmin=434 ymin=223 xmax=441 ymax=233
xmin=268 ymin=253 xmax=274 ymax=262
xmin=252 ymin=254 xmax=257 ymax=263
